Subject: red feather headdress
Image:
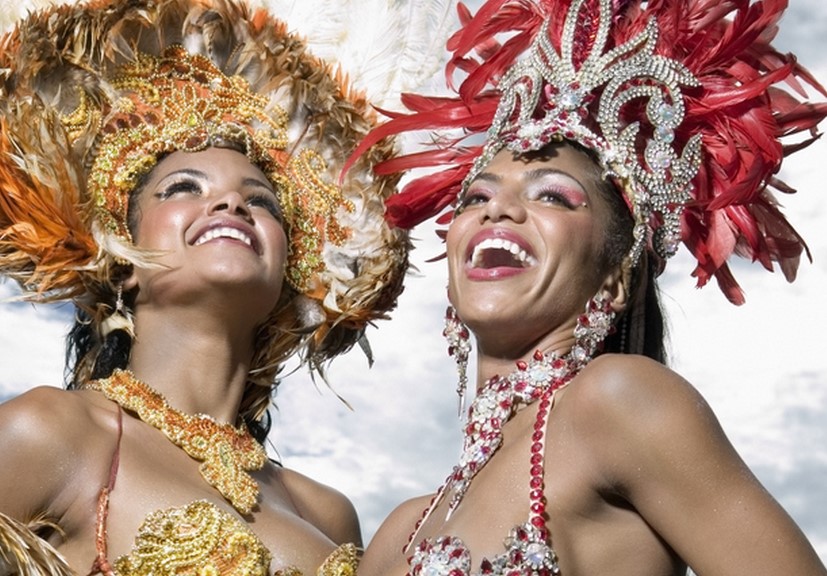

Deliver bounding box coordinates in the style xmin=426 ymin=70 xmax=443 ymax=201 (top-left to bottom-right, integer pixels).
xmin=348 ymin=0 xmax=827 ymax=304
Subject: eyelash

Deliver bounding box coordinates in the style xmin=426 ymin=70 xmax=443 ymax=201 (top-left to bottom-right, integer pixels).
xmin=247 ymin=193 xmax=283 ymax=221
xmin=456 ymin=190 xmax=491 ymax=212
xmin=156 ymin=181 xmax=282 ymax=221
xmin=532 ymin=189 xmax=578 ymax=208
xmin=157 ymin=179 xmax=202 ymax=198
xmin=457 ymin=188 xmax=580 ymax=211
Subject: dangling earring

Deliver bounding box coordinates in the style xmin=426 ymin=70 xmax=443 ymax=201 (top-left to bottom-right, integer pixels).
xmin=571 ymin=293 xmax=616 ymax=365
xmin=443 ymin=306 xmax=471 ymax=416
xmin=100 ymin=284 xmax=135 ymax=337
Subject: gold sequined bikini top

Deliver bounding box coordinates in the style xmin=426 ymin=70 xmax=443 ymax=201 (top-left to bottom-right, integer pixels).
xmin=90 ymin=410 xmax=359 ymax=576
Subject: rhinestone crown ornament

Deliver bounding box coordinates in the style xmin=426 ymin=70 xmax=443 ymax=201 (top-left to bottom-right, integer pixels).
xmin=463 ymin=0 xmax=702 ymax=262
xmin=349 ymin=0 xmax=826 ymax=304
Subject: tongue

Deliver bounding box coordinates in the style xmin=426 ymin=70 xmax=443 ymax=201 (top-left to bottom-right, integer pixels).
xmin=481 ymin=248 xmax=522 ymax=269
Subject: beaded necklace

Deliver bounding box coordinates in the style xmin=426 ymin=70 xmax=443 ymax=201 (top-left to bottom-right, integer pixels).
xmin=88 ymin=369 xmax=267 ymax=514
xmin=406 ymin=349 xmax=588 ymax=550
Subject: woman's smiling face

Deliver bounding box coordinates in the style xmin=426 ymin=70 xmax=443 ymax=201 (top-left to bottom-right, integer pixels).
xmin=446 ymin=143 xmax=623 ymax=355
xmin=127 ymin=147 xmax=288 ymax=317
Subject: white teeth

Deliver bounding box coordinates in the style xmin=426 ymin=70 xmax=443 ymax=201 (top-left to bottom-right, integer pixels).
xmin=194 ymin=226 xmax=253 ymax=248
xmin=470 ymin=238 xmax=536 ymax=267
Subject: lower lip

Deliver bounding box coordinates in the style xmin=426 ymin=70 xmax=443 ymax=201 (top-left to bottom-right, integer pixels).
xmin=464 ymin=266 xmax=529 ymax=280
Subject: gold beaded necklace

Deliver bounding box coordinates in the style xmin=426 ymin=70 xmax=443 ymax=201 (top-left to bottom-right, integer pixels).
xmin=88 ymin=369 xmax=267 ymax=514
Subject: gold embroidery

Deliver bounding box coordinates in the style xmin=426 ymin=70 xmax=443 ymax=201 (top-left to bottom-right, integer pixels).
xmin=113 ymin=501 xmax=270 ymax=576
xmin=89 ymin=370 xmax=266 ymax=514
xmin=64 ymin=45 xmax=352 ymax=292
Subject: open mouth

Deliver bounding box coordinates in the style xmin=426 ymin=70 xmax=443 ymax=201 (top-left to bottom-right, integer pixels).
xmin=469 ymin=237 xmax=537 ymax=269
xmin=194 ymin=226 xmax=255 ymax=250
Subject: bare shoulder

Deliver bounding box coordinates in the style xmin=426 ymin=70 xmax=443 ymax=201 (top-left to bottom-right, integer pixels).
xmin=1 ymin=386 xmax=95 ymax=452
xmin=565 ymin=353 xmax=710 ymax=431
xmin=0 ymin=386 xmax=120 ymax=518
xmin=560 ymin=359 xmax=827 ymax=573
xmin=274 ymin=466 xmax=362 ymax=547
xmin=559 ymin=354 xmax=724 ymax=483
xmin=360 ymin=494 xmax=432 ymax=576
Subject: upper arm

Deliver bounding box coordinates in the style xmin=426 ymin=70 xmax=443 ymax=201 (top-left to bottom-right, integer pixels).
xmin=360 ymin=495 xmax=432 ymax=576
xmin=0 ymin=388 xmax=81 ymax=522
xmin=578 ymin=356 xmax=826 ymax=575
xmin=278 ymin=468 xmax=363 ymax=548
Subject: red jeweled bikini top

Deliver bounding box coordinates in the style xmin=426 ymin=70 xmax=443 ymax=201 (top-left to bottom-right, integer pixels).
xmin=405 ymin=349 xmax=588 ymax=576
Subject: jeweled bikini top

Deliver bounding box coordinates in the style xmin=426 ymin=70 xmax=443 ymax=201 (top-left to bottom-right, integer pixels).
xmin=405 ymin=350 xmax=588 ymax=576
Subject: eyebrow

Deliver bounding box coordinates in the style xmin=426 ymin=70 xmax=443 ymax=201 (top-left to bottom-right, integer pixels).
xmin=158 ymin=169 xmax=276 ymax=195
xmin=474 ymin=167 xmax=587 ymax=193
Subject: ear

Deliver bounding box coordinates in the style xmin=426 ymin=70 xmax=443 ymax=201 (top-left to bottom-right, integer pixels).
xmin=599 ymin=259 xmax=630 ymax=315
xmin=122 ymin=265 xmax=139 ymax=292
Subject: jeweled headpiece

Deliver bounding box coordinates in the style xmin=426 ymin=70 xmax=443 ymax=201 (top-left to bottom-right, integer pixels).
xmin=350 ymin=0 xmax=827 ymax=303
xmin=0 ymin=0 xmax=408 ymax=366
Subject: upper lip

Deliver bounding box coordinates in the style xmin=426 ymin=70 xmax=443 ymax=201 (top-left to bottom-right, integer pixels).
xmin=190 ymin=219 xmax=260 ymax=254
xmin=465 ymin=228 xmax=537 ymax=269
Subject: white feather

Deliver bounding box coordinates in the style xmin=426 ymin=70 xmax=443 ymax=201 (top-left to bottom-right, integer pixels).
xmin=0 ymin=0 xmax=73 ymax=33
xmin=258 ymin=0 xmax=458 ymax=110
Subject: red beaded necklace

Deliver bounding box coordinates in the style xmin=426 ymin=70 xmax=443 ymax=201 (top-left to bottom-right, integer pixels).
xmin=405 ymin=349 xmax=587 ymax=550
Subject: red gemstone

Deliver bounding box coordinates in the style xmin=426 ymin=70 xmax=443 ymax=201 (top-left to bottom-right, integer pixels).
xmin=516 ymin=360 xmax=528 ymax=371
xmin=533 ymin=350 xmax=544 ymax=361
xmin=531 ymin=442 xmax=543 ymax=453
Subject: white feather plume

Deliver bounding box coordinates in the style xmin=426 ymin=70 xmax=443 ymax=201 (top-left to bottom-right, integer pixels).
xmin=3 ymin=0 xmax=459 ymax=109
xmin=258 ymin=0 xmax=458 ymax=110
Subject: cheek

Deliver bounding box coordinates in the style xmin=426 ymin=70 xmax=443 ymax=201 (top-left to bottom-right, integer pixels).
xmin=132 ymin=205 xmax=190 ymax=248
xmin=264 ymin=224 xmax=289 ymax=268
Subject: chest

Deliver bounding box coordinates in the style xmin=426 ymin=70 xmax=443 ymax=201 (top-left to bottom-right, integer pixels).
xmin=56 ymin=420 xmax=336 ymax=575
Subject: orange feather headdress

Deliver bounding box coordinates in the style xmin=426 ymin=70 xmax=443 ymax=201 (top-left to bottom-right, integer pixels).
xmin=349 ymin=0 xmax=827 ymax=304
xmin=0 ymin=0 xmax=408 ymax=365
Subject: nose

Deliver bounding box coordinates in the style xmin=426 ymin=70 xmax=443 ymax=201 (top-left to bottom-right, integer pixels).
xmin=207 ymin=190 xmax=252 ymax=220
xmin=480 ymin=188 xmax=527 ymax=224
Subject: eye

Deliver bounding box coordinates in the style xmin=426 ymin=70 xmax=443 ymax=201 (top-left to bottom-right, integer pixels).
xmin=246 ymin=193 xmax=283 ymax=222
xmin=531 ymin=187 xmax=585 ymax=209
xmin=456 ymin=189 xmax=492 ymax=213
xmin=156 ymin=178 xmax=202 ymax=199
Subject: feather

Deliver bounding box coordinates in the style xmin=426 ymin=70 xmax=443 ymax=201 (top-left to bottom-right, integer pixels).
xmin=0 ymin=110 xmax=98 ymax=302
xmin=259 ymin=0 xmax=459 ymax=111
xmin=0 ymin=512 xmax=75 ymax=576
xmin=349 ymin=0 xmax=827 ymax=303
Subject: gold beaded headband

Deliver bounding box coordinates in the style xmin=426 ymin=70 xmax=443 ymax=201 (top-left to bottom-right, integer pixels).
xmin=0 ymin=0 xmax=407 ymax=366
xmin=81 ymin=45 xmax=351 ymax=292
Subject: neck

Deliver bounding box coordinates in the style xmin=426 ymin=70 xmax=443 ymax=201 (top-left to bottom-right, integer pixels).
xmin=474 ymin=320 xmax=578 ymax=392
xmin=127 ymin=304 xmax=260 ymax=424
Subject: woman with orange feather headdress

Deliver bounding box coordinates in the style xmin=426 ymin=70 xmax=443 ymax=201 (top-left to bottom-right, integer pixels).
xmin=0 ymin=0 xmax=450 ymax=573
xmin=346 ymin=0 xmax=827 ymax=574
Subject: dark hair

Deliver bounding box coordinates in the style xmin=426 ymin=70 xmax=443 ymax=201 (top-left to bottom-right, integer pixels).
xmin=602 ymin=253 xmax=668 ymax=364
xmin=567 ymin=141 xmax=669 ymax=364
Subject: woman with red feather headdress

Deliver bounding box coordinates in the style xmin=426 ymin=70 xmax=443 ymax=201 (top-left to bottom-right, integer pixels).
xmin=347 ymin=0 xmax=827 ymax=574
xmin=0 ymin=0 xmax=418 ymax=573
